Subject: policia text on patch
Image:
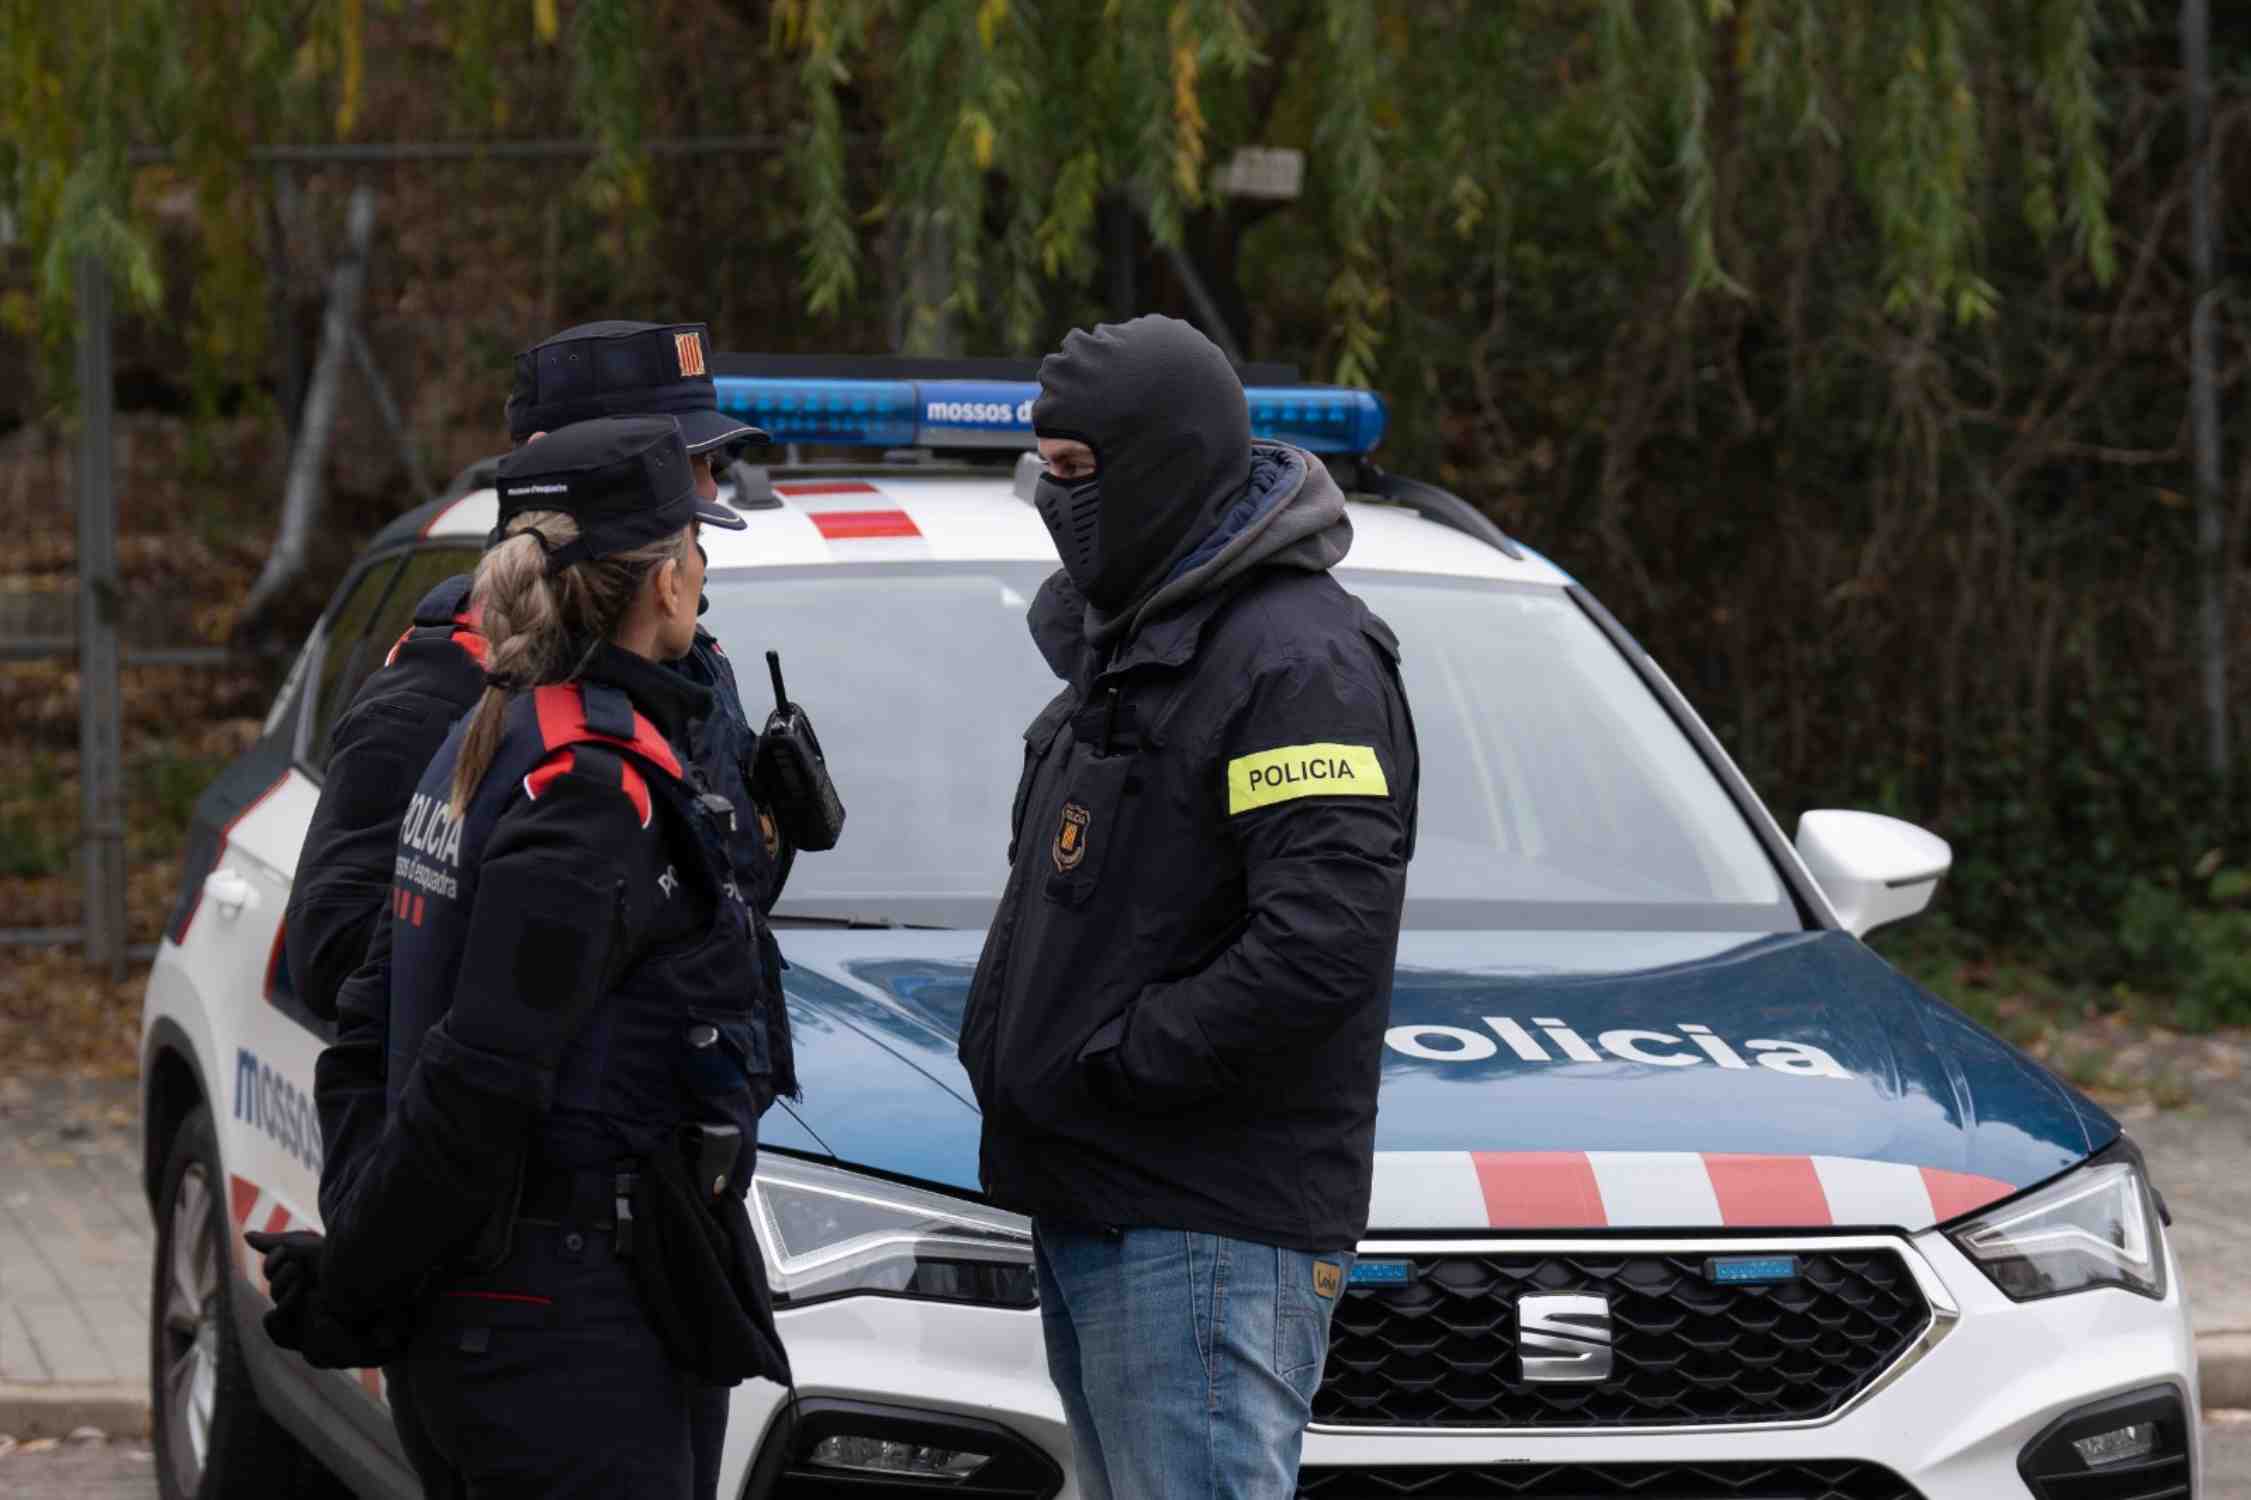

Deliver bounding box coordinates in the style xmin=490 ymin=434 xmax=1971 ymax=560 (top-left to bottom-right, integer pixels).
xmin=1228 ymin=741 xmax=1389 ymax=814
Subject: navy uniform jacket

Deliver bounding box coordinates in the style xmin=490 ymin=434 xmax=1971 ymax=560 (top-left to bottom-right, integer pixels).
xmin=322 ymin=646 xmax=762 ymax=1315
xmin=958 ymin=564 xmax=1420 ymax=1253
xmin=294 ymin=576 xmax=794 ymax=1230
xmin=290 ymin=577 xmax=487 ymax=1027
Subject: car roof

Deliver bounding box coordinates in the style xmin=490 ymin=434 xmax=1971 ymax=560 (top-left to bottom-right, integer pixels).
xmin=387 ymin=462 xmax=1574 ymax=587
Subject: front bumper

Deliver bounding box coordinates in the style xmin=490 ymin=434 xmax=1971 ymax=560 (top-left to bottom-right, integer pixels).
xmin=718 ymin=1227 xmax=2201 ymax=1500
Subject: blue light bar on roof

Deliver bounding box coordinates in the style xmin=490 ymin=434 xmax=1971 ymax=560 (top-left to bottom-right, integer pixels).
xmin=714 ymin=377 xmax=1387 ymax=455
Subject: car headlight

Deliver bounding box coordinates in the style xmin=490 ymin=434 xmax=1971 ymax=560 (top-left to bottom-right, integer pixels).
xmin=749 ymin=1153 xmax=1037 ymax=1309
xmin=1947 ymin=1144 xmax=2165 ymax=1302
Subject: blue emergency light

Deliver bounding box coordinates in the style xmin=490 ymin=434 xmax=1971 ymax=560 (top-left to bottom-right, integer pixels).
xmin=714 ymin=376 xmax=1387 ymax=455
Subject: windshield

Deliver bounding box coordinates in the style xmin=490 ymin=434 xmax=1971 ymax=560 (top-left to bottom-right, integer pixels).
xmin=706 ymin=563 xmax=1797 ymax=932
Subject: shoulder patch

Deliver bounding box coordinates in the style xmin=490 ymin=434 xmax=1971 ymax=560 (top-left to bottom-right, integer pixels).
xmin=522 ymin=745 xmax=653 ymax=829
xmin=523 ymin=749 xmax=575 ymax=802
xmin=1227 ymin=742 xmax=1389 ymax=815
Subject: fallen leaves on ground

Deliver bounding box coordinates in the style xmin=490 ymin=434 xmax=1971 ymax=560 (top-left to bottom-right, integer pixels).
xmin=0 ymin=948 xmax=153 ymax=1076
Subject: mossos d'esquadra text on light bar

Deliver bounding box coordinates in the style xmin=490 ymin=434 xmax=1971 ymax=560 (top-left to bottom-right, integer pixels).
xmin=714 ymin=376 xmax=1389 ymax=456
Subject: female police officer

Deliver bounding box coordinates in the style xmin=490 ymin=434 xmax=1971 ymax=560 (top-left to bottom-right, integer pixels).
xmin=311 ymin=415 xmax=788 ymax=1499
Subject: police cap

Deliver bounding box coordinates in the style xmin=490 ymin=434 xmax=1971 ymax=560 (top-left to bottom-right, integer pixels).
xmin=493 ymin=416 xmax=721 ymax=573
xmin=506 ymin=319 xmax=767 ymax=472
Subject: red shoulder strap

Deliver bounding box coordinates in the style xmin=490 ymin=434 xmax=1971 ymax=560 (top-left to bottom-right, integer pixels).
xmin=523 ymin=747 xmax=654 ymax=829
xmin=382 ymin=606 xmax=489 ymax=670
xmin=530 ymin=683 xmax=684 ymax=781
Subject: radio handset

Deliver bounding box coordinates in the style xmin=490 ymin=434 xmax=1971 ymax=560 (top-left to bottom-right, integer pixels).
xmin=749 ymin=650 xmax=846 ymax=852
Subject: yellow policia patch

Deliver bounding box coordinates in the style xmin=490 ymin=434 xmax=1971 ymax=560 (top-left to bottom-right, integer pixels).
xmin=1227 ymin=743 xmax=1388 ymax=815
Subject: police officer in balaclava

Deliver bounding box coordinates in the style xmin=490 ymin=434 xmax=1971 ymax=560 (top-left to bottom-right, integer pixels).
xmin=959 ymin=314 xmax=1421 ymax=1500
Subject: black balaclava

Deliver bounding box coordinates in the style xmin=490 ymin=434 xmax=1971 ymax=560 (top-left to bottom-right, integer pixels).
xmin=1030 ymin=315 xmax=1252 ymax=613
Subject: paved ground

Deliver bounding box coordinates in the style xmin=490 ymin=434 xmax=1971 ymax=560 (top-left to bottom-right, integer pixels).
xmin=0 ymin=1071 xmax=151 ymax=1429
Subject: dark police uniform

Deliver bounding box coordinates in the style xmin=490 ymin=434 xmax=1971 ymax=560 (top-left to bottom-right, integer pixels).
xmin=303 ymin=592 xmax=796 ymax=1223
xmin=291 ymin=576 xmax=486 ymax=1030
xmin=316 ymin=420 xmax=788 ymax=1500
xmin=288 ymin=577 xmax=487 ymax=1498
xmin=292 ymin=315 xmax=795 ymax=1268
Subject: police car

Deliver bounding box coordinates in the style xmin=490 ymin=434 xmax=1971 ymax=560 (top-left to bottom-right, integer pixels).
xmin=140 ymin=363 xmax=2201 ymax=1500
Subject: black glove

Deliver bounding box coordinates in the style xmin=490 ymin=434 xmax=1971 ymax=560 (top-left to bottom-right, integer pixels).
xmin=244 ymin=1228 xmax=411 ymax=1370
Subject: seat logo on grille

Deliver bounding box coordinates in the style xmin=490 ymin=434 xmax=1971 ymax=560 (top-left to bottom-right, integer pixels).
xmin=1518 ymin=1293 xmax=1614 ymax=1383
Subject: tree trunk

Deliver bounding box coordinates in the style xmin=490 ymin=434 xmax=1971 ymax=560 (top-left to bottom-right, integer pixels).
xmin=235 ymin=186 xmax=378 ymax=637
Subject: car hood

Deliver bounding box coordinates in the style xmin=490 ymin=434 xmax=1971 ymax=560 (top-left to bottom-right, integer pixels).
xmin=766 ymin=927 xmax=2116 ymax=1233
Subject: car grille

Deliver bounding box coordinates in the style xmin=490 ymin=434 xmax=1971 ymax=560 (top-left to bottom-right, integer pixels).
xmin=1297 ymin=1459 xmax=1922 ymax=1499
xmin=1316 ymin=1248 xmax=1930 ymax=1429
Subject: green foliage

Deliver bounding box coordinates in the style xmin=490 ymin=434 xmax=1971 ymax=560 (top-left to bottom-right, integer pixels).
xmin=1311 ymin=0 xmax=1390 ymax=385
xmin=128 ymin=751 xmax=223 ymax=863
xmin=776 ymin=0 xmax=872 ymax=318
xmin=3 ymin=0 xmax=2140 ymax=388
xmin=0 ymin=752 xmax=72 ymax=879
xmin=2115 ymin=863 xmax=2251 ymax=1029
xmin=0 ymin=747 xmax=237 ymax=878
xmin=571 ymin=0 xmax=648 ymax=223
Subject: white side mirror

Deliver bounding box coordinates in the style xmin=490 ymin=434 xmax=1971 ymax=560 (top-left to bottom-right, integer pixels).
xmin=1793 ymin=810 xmax=1952 ymax=937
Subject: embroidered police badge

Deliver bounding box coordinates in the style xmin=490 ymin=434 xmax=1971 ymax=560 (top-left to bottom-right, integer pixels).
xmin=1053 ymin=802 xmax=1091 ymax=873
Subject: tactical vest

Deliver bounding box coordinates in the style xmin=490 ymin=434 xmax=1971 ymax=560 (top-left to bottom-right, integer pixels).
xmin=384 ymin=680 xmax=769 ymax=1189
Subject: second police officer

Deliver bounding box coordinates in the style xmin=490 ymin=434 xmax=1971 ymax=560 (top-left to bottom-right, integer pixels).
xmin=257 ymin=322 xmax=800 ymax=1498
xmin=312 ymin=417 xmax=789 ymax=1498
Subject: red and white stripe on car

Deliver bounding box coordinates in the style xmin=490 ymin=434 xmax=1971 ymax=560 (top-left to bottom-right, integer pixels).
xmin=1370 ymin=1150 xmax=2013 ymax=1233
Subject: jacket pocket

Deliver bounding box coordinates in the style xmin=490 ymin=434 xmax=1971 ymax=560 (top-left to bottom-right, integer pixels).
xmin=957 ymin=878 xmax=1022 ymax=1110
xmin=680 ymin=1005 xmax=770 ymax=1107
xmin=1042 ymin=747 xmax=1135 ymax=908
xmin=1007 ymin=690 xmax=1077 ymax=864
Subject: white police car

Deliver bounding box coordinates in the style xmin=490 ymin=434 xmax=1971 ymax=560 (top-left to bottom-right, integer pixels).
xmin=140 ymin=365 xmax=2201 ymax=1500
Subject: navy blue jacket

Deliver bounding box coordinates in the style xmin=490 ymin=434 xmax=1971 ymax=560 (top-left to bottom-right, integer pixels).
xmin=300 ymin=577 xmax=796 ymax=1230
xmin=323 ymin=647 xmax=768 ymax=1313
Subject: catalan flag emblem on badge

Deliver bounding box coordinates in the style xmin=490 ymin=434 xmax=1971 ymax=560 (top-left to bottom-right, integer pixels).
xmin=674 ymin=331 xmax=706 ymax=378
xmin=1053 ymin=802 xmax=1090 ymax=873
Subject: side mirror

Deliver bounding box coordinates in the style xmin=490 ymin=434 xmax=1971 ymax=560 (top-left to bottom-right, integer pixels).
xmin=1793 ymin=810 xmax=1952 ymax=938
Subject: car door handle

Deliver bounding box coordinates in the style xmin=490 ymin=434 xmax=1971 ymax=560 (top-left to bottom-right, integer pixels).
xmin=203 ymin=869 xmax=256 ymax=919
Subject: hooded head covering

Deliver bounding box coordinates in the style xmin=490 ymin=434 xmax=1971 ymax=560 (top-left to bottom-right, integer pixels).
xmin=1030 ymin=316 xmax=1251 ymax=612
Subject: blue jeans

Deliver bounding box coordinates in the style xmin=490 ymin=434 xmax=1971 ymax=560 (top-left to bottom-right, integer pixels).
xmin=1034 ymin=1224 xmax=1353 ymax=1500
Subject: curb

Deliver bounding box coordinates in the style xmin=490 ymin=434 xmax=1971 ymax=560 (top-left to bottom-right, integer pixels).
xmin=2205 ymin=1332 xmax=2251 ymax=1411
xmin=0 ymin=1384 xmax=151 ymax=1442
xmin=2 ymin=1337 xmax=2247 ymax=1442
